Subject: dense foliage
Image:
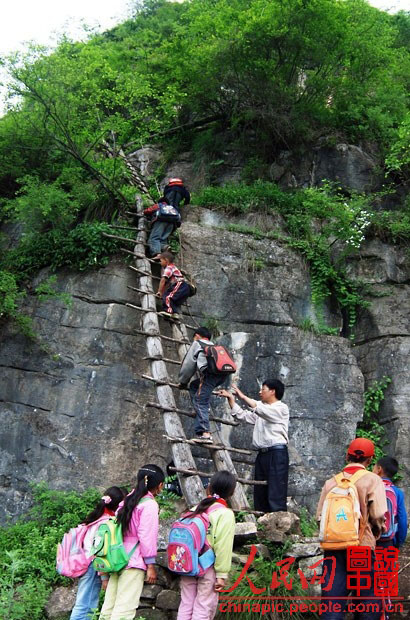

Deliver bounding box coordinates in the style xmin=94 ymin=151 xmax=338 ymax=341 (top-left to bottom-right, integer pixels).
xmin=0 ymin=0 xmax=408 ymax=336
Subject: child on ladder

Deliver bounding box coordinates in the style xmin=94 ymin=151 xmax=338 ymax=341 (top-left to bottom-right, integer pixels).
xmin=176 ymin=471 xmax=237 ymax=620
xmin=156 ymin=251 xmax=191 ymax=320
xmin=69 ymin=487 xmax=125 ymax=620
xmin=99 ymin=465 xmax=165 ymax=620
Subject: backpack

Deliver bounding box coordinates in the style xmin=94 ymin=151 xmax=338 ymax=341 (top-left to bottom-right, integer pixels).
xmin=56 ymin=516 xmax=107 ymax=578
xmin=56 ymin=524 xmax=91 ymax=578
xmin=90 ymin=519 xmax=138 ymax=573
xmin=319 ymin=469 xmax=369 ymax=550
xmin=200 ymin=343 xmax=237 ymax=375
xmin=156 ymin=202 xmax=181 ymax=226
xmin=380 ymin=479 xmax=398 ymax=540
xmin=167 ymin=504 xmax=222 ymax=577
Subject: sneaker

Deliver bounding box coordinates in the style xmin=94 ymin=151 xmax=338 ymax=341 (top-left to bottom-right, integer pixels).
xmin=192 ymin=434 xmax=213 ymax=444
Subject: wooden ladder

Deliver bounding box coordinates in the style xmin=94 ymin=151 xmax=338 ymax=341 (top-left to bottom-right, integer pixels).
xmin=106 ymin=151 xmax=264 ymax=515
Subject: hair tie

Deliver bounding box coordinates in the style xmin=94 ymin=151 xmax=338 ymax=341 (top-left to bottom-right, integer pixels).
xmin=212 ymin=493 xmax=220 ymax=499
xmin=144 ymin=475 xmax=148 ymax=487
xmin=101 ymin=495 xmax=111 ymax=504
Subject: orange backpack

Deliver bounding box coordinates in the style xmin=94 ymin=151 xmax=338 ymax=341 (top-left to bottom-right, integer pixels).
xmin=319 ymin=469 xmax=368 ymax=550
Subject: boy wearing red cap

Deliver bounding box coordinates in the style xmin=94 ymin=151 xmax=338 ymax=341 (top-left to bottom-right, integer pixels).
xmin=316 ymin=438 xmax=387 ymax=620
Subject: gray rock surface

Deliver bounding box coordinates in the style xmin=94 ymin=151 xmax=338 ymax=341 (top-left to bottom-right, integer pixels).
xmin=155 ymin=589 xmax=180 ymax=611
xmin=0 ymin=204 xmax=408 ymax=521
xmin=347 ymin=238 xmax=410 ymax=511
xmin=234 ymin=522 xmax=258 ymax=544
xmin=257 ymin=511 xmax=301 ymax=543
xmin=45 ymin=585 xmax=77 ymax=620
xmin=0 ymin=260 xmax=171 ymax=520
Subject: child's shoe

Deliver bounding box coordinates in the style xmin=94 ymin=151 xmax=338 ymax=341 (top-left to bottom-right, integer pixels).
xmin=192 ymin=433 xmax=213 ymax=444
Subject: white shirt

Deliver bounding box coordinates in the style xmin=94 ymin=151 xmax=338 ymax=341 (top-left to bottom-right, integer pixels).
xmin=231 ymin=400 xmax=289 ymax=449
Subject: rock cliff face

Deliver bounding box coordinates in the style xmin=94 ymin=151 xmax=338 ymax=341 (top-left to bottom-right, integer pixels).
xmin=0 ymin=151 xmax=408 ymax=519
xmin=0 ymin=204 xmax=403 ymax=522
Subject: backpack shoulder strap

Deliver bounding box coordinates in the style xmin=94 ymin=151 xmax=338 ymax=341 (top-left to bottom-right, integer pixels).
xmin=349 ymin=469 xmax=369 ymax=485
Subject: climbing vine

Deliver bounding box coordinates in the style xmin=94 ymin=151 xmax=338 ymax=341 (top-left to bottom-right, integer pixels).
xmin=356 ymin=376 xmax=392 ymax=463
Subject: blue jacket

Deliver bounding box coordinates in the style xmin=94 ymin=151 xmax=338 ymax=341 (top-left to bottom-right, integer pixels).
xmin=384 ymin=478 xmax=408 ymax=548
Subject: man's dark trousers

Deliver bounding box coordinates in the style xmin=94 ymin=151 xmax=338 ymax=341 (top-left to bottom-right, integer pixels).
xmin=254 ymin=445 xmax=288 ymax=512
xmin=321 ymin=550 xmax=381 ymax=620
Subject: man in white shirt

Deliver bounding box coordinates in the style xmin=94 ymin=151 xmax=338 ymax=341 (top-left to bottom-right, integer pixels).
xmin=217 ymin=379 xmax=289 ymax=512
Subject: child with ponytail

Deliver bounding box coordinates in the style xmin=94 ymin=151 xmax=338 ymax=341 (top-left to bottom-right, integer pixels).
xmin=177 ymin=470 xmax=237 ymax=620
xmin=100 ymin=464 xmax=165 ymax=620
xmin=69 ymin=486 xmax=125 ymax=620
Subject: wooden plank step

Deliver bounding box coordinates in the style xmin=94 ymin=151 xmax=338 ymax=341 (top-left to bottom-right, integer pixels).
xmin=128 ymin=264 xmax=161 ymax=280
xmin=126 ymin=303 xmax=197 ymax=330
xmin=163 ymin=434 xmax=255 ymax=456
xmin=143 ymin=355 xmax=181 ymax=365
xmin=146 ymin=401 xmax=239 ymax=427
xmin=108 ymin=225 xmax=140 ymax=231
xmin=133 ymin=329 xmax=190 ymax=344
xmin=169 ymin=466 xmax=267 ymax=486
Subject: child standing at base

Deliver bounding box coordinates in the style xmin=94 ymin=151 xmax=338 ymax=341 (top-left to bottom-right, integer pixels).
xmin=69 ymin=486 xmax=125 ymax=620
xmin=373 ymin=456 xmax=408 ymax=549
xmin=99 ymin=465 xmax=165 ymax=620
xmin=177 ymin=471 xmax=237 ymax=620
xmin=156 ymin=252 xmax=191 ymax=320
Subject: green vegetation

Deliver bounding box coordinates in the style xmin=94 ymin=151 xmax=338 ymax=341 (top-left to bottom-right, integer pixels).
xmin=357 ymin=376 xmax=392 ymax=464
xmin=0 ymin=0 xmax=408 ymax=338
xmin=0 ymin=484 xmax=101 ymax=620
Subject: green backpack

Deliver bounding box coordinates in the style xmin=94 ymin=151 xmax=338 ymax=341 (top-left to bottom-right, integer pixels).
xmin=90 ymin=518 xmax=137 ymax=573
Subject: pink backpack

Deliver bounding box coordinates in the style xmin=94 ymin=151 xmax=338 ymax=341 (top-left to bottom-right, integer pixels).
xmin=56 ymin=516 xmax=107 ymax=578
xmin=381 ymin=479 xmax=398 ymax=540
xmin=167 ymin=503 xmax=223 ymax=577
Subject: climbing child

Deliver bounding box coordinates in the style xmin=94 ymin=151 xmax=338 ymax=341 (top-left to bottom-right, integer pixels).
xmin=69 ymin=486 xmax=125 ymax=620
xmin=373 ymin=456 xmax=408 ymax=549
xmin=177 ymin=470 xmax=237 ymax=620
xmin=99 ymin=465 xmax=165 ymax=620
xmin=156 ymin=251 xmax=191 ymax=320
xmin=178 ymin=327 xmax=231 ymax=444
xmin=144 ymin=197 xmax=180 ymax=259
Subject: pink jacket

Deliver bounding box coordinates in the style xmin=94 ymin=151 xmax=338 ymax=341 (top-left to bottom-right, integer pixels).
xmin=117 ymin=492 xmax=159 ymax=570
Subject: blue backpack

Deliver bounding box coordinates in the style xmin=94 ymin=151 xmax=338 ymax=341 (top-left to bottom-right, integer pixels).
xmin=156 ymin=202 xmax=181 ymax=226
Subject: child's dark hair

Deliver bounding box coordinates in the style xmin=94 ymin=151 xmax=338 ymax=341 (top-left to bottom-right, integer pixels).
xmin=263 ymin=378 xmax=285 ymax=400
xmin=185 ymin=471 xmax=236 ymax=517
xmin=377 ymin=456 xmax=399 ymax=479
xmin=159 ymin=251 xmax=174 ymax=263
xmin=116 ymin=464 xmax=165 ymax=534
xmin=83 ymin=486 xmax=125 ymax=525
xmin=194 ymin=326 xmax=212 ymax=340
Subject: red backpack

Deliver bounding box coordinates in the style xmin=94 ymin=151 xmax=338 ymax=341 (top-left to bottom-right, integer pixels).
xmin=200 ymin=343 xmax=236 ymax=375
xmin=380 ymin=479 xmax=398 ymax=540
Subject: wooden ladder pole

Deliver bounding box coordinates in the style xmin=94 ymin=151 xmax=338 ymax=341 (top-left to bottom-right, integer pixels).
xmin=132 ymin=193 xmax=205 ymax=506
xmin=170 ymin=321 xmax=254 ymax=517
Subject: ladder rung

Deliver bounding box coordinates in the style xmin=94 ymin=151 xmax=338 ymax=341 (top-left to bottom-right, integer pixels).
xmin=133 ymin=329 xmax=190 ymax=344
xmin=163 ymin=434 xmax=255 ymax=455
xmin=169 ymin=466 xmax=267 ymax=486
xmin=102 ymin=232 xmax=138 ymax=243
xmin=126 ymin=303 xmax=158 ymax=313
xmin=146 ymin=401 xmax=239 ymax=427
xmin=128 ymin=265 xmax=161 ymax=280
xmin=127 ymin=285 xmax=152 ymax=295
xmin=108 ymin=225 xmax=140 ymax=231
xmin=144 ymin=356 xmax=180 ymax=365
xmin=142 ymin=374 xmax=181 ymax=388
xmin=124 ymin=211 xmax=142 ymax=217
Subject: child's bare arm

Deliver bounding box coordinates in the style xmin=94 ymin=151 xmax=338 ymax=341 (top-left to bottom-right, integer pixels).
xmin=157 ymin=277 xmax=167 ymax=297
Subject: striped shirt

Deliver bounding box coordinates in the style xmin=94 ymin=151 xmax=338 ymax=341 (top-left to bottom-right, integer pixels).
xmin=163 ymin=264 xmax=184 ymax=285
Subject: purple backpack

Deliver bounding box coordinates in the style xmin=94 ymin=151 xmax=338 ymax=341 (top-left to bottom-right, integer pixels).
xmin=167 ymin=504 xmax=222 ymax=577
xmin=56 ymin=516 xmax=106 ymax=578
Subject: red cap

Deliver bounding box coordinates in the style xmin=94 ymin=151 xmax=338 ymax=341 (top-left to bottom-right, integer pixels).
xmin=347 ymin=438 xmax=375 ymax=458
